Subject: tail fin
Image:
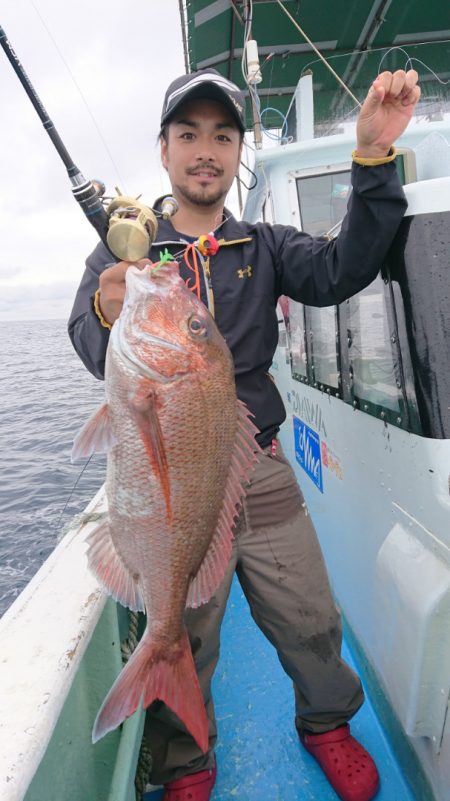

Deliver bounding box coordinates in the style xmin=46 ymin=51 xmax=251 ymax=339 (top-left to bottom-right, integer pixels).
xmin=92 ymin=630 xmax=209 ymax=752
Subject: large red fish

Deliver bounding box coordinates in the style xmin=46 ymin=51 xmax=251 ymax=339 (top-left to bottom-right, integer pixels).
xmin=72 ymin=262 xmax=260 ymax=750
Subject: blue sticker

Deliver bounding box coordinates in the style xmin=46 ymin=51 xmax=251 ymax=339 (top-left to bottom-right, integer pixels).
xmin=293 ymin=417 xmax=323 ymax=493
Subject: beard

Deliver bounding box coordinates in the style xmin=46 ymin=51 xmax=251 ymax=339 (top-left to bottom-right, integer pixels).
xmin=174 ymin=178 xmax=228 ymax=208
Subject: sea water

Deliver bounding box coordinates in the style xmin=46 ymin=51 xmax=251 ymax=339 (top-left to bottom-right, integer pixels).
xmin=0 ymin=319 xmax=106 ymax=616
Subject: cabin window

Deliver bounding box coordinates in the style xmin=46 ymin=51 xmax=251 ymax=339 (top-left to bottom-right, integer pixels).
xmin=388 ymin=282 xmax=422 ymax=433
xmin=308 ymin=306 xmax=340 ymax=389
xmin=346 ymin=275 xmax=405 ymax=419
xmin=286 ymin=275 xmax=421 ymax=431
xmin=289 ymin=300 xmax=340 ymax=391
xmin=288 ymin=299 xmax=308 ymax=380
xmin=296 ymin=170 xmax=351 ymax=236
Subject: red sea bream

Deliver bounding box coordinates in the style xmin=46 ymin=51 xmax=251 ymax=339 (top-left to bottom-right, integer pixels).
xmin=72 ymin=261 xmax=260 ymax=750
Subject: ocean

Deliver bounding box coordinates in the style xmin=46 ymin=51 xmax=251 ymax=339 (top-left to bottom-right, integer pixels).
xmin=0 ymin=318 xmax=106 ymax=617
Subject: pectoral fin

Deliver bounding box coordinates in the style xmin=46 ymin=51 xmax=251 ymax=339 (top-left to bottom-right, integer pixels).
xmin=131 ymin=388 xmax=172 ymax=522
xmin=71 ymin=402 xmax=117 ymax=461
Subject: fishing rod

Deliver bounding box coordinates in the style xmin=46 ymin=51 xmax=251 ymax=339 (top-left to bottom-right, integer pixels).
xmin=0 ymin=25 xmax=178 ymax=261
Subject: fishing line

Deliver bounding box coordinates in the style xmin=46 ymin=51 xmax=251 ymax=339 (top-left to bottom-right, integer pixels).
xmin=273 ymin=0 xmax=361 ymax=108
xmin=29 ymin=0 xmax=128 ymax=191
xmin=300 ymin=42 xmax=450 ymax=91
xmin=53 ymin=453 xmax=96 ymax=533
xmin=153 ymin=209 xmax=236 ymax=304
xmin=241 ymin=0 xmax=358 ymax=141
xmin=321 ymin=102 xmax=364 ymax=137
xmin=377 ymin=45 xmax=450 ymax=85
xmin=157 ymin=210 xmax=233 ymax=253
xmin=406 ymin=57 xmax=450 ymax=85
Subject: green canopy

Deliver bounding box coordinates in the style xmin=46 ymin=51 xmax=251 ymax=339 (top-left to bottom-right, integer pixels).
xmin=179 ymin=1 xmax=450 ymax=130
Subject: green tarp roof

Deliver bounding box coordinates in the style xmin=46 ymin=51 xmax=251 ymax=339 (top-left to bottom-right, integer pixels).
xmin=180 ymin=1 xmax=450 ymax=130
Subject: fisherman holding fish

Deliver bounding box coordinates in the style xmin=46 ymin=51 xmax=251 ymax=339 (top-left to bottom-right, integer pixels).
xmin=70 ymin=67 xmax=420 ymax=801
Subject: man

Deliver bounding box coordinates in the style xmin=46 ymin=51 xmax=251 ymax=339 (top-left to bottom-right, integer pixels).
xmin=69 ymin=67 xmax=420 ymax=801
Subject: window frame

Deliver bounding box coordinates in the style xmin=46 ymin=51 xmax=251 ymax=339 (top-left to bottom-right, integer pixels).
xmin=287 ymin=161 xmax=352 ymax=233
xmin=338 ymin=278 xmax=421 ymax=433
xmin=285 ymin=163 xmax=422 ymax=435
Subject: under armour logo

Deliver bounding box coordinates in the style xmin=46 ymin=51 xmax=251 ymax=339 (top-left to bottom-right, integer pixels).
xmin=237 ymin=265 xmax=253 ymax=279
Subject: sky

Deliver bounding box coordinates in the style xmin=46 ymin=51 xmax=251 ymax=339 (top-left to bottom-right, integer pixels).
xmin=0 ymin=0 xmax=244 ymax=321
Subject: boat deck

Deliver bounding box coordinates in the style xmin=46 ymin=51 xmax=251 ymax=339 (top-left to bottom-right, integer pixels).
xmin=145 ymin=577 xmax=416 ymax=801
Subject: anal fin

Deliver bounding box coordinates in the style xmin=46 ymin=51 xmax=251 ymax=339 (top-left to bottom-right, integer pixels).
xmin=87 ymin=520 xmax=145 ymax=613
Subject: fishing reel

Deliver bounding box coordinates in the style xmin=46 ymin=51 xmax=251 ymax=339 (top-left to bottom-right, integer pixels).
xmin=94 ymin=182 xmax=179 ymax=262
xmin=106 ymin=195 xmax=158 ymax=262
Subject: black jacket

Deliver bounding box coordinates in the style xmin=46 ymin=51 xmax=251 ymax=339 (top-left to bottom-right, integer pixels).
xmin=68 ymin=161 xmax=407 ymax=447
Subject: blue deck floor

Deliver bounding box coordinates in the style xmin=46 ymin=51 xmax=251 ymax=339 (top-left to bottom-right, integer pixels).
xmin=145 ymin=577 xmax=416 ymax=801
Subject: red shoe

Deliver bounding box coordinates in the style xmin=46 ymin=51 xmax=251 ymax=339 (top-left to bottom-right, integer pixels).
xmin=162 ymin=761 xmax=217 ymax=801
xmin=300 ymin=724 xmax=380 ymax=801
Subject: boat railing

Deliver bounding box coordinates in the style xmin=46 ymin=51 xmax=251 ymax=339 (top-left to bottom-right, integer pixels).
xmin=0 ymin=486 xmax=145 ymax=801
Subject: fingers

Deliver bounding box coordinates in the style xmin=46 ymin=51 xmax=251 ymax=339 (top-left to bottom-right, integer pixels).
xmin=101 ymin=258 xmax=152 ymax=285
xmin=98 ymin=258 xmax=153 ymax=325
xmin=399 ymin=70 xmax=419 ymax=107
xmin=375 ymin=69 xmax=420 ymax=104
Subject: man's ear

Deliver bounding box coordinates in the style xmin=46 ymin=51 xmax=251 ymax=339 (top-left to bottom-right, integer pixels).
xmin=237 ymin=139 xmax=244 ymax=174
xmin=160 ymin=137 xmax=168 ymax=170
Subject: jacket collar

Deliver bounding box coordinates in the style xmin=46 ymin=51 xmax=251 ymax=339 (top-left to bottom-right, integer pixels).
xmin=152 ymin=195 xmax=248 ymax=245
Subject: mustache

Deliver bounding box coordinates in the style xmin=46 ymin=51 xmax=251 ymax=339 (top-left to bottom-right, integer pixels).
xmin=186 ymin=164 xmax=223 ymax=176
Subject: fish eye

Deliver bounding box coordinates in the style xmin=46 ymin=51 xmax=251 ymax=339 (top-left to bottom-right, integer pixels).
xmin=188 ymin=315 xmax=208 ymax=337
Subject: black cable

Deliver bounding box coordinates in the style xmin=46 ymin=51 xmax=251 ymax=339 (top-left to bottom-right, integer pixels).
xmin=238 ymin=160 xmax=258 ymax=190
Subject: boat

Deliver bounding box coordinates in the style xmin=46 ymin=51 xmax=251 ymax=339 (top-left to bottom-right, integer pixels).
xmin=1 ymin=2 xmax=450 ymax=799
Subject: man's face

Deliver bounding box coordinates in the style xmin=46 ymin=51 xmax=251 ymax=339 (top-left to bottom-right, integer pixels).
xmin=160 ymin=98 xmax=243 ymax=208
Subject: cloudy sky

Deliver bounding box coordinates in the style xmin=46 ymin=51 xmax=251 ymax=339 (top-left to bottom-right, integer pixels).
xmin=0 ymin=1 xmax=245 ymax=321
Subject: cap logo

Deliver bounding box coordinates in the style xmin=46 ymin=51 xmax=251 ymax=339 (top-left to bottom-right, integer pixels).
xmin=228 ymin=94 xmax=243 ymax=114
xmin=165 ymin=72 xmax=243 ymax=114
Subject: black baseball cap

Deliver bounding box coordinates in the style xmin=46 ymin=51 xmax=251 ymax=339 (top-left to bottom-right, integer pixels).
xmin=161 ymin=68 xmax=246 ymax=133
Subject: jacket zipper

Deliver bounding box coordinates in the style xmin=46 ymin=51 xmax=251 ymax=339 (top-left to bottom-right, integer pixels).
xmin=203 ymin=256 xmax=215 ymax=318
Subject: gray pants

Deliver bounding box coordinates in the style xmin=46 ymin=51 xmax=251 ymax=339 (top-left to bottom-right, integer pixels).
xmin=145 ymin=444 xmax=364 ymax=785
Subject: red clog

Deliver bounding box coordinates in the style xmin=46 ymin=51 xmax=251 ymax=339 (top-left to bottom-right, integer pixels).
xmin=162 ymin=761 xmax=217 ymax=801
xmin=300 ymin=724 xmax=380 ymax=801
